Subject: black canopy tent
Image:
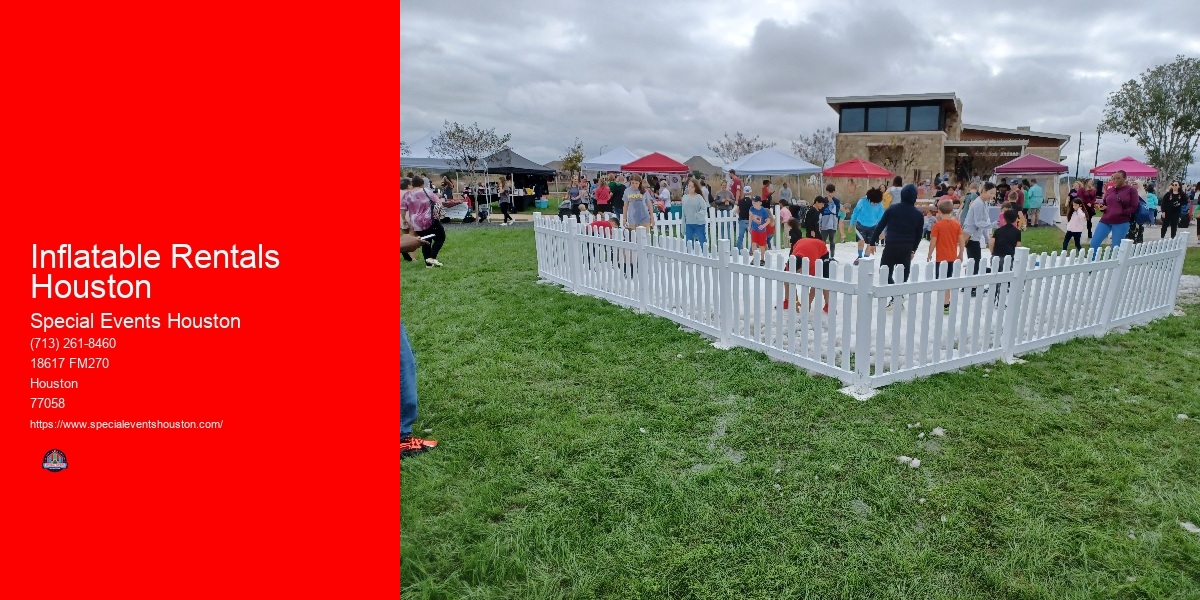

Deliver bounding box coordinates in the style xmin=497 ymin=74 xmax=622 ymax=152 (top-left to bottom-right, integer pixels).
xmin=484 ymin=149 xmax=554 ymax=211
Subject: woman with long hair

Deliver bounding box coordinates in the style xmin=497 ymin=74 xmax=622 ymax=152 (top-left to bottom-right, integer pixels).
xmin=498 ymin=176 xmax=514 ymax=226
xmin=1063 ymin=197 xmax=1086 ymax=251
xmin=1160 ymin=180 xmax=1187 ymax=239
xmin=622 ymin=174 xmax=654 ymax=232
xmin=681 ymin=178 xmax=708 ymax=249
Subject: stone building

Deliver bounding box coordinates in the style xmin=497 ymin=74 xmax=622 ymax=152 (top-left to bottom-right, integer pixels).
xmin=826 ymin=93 xmax=1070 ymax=184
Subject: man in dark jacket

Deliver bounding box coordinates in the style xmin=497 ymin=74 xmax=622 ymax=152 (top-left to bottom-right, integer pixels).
xmin=867 ymin=184 xmax=924 ymax=302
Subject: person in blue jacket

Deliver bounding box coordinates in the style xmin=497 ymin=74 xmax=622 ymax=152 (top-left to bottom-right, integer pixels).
xmin=849 ymin=187 xmax=885 ymax=265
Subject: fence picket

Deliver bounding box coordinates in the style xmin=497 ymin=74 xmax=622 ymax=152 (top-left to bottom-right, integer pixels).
xmin=535 ymin=218 xmax=1185 ymax=391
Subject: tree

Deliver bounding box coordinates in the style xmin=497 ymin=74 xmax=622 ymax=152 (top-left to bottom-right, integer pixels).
xmin=400 ymin=140 xmax=411 ymax=156
xmin=869 ymin=136 xmax=919 ymax=180
xmin=691 ymin=169 xmax=704 ymax=180
xmin=429 ymin=121 xmax=511 ymax=176
xmin=958 ymin=144 xmax=1011 ymax=180
xmin=1100 ymin=55 xmax=1200 ymax=183
xmin=791 ymin=127 xmax=836 ymax=168
xmin=707 ymin=131 xmax=775 ymax=164
xmin=561 ymin=138 xmax=585 ymax=175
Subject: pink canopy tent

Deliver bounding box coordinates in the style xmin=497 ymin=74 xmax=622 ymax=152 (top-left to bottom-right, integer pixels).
xmin=1090 ymin=156 xmax=1158 ymax=178
xmin=994 ymin=154 xmax=1068 ymax=174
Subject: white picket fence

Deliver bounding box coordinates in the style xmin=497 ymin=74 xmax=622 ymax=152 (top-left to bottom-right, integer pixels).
xmin=535 ymin=213 xmax=1191 ymax=393
xmin=589 ymin=206 xmax=797 ymax=251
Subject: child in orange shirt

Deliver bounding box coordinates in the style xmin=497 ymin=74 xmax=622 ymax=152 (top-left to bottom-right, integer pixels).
xmin=927 ymin=200 xmax=962 ymax=313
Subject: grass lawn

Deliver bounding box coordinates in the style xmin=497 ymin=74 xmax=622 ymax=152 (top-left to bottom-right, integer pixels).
xmin=1018 ymin=225 xmax=1200 ymax=277
xmin=401 ymin=227 xmax=1200 ymax=599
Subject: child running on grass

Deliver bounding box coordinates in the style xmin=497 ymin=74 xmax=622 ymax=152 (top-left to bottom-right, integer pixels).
xmin=926 ymin=200 xmax=962 ymax=313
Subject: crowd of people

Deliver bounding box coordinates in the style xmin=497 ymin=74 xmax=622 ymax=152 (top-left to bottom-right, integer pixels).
xmin=563 ymin=168 xmax=1200 ymax=312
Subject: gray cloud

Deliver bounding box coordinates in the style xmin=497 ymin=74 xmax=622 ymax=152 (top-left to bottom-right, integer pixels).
xmin=402 ymin=0 xmax=1200 ymax=177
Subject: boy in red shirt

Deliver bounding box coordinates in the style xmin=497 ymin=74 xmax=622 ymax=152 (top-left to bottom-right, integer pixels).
xmin=926 ymin=200 xmax=962 ymax=313
xmin=782 ymin=237 xmax=832 ymax=312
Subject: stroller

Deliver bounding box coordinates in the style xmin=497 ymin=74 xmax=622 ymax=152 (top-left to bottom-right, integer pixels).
xmin=473 ymin=189 xmax=491 ymax=224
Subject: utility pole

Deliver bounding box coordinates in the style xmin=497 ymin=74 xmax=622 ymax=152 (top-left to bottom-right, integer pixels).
xmin=1093 ymin=132 xmax=1100 ymax=177
xmin=1075 ymin=132 xmax=1083 ymax=180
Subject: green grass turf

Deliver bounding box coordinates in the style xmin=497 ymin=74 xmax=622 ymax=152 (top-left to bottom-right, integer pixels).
xmin=1018 ymin=225 xmax=1200 ymax=277
xmin=401 ymin=227 xmax=1200 ymax=599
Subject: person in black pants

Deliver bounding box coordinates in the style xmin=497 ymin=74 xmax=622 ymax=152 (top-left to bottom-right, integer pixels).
xmin=867 ymin=184 xmax=924 ymax=307
xmin=1160 ymin=180 xmax=1186 ymax=239
xmin=401 ymin=177 xmax=415 ymax=262
xmin=406 ymin=176 xmax=446 ymax=267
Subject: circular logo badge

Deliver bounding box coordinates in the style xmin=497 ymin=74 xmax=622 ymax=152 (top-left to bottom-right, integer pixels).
xmin=43 ymin=449 xmax=68 ymax=472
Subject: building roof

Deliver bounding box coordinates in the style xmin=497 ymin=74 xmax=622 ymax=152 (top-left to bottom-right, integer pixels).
xmin=826 ymin=93 xmax=959 ymax=113
xmin=943 ymin=140 xmax=1029 ymax=147
xmin=961 ymin=124 xmax=1070 ymax=143
xmin=684 ymin=155 xmax=722 ymax=175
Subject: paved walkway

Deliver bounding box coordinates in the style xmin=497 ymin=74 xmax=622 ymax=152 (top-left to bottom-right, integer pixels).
xmin=1045 ymin=212 xmax=1200 ymax=247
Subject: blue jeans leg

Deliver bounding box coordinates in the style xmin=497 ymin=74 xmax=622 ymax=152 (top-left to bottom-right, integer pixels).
xmin=401 ymin=321 xmax=418 ymax=437
xmin=1110 ymin=222 xmax=1130 ymax=247
xmin=1090 ymin=221 xmax=1111 ymax=259
xmin=684 ymin=224 xmax=706 ymax=250
xmin=736 ymin=219 xmax=749 ymax=249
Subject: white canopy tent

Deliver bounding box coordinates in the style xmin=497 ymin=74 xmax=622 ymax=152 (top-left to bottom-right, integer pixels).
xmin=721 ymin=148 xmax=822 ymax=176
xmin=581 ymin=146 xmax=640 ymax=172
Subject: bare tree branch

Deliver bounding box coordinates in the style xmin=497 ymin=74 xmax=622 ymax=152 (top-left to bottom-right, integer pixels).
xmin=429 ymin=121 xmax=512 ymax=174
xmin=869 ymin=136 xmax=918 ymax=179
xmin=707 ymin=131 xmax=775 ymax=164
xmin=790 ymin=127 xmax=836 ymax=168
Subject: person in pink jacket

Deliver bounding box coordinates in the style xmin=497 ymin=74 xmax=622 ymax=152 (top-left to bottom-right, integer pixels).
xmin=1063 ymin=197 xmax=1086 ymax=251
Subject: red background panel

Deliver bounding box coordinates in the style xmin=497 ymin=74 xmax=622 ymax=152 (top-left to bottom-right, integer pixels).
xmin=2 ymin=2 xmax=399 ymax=597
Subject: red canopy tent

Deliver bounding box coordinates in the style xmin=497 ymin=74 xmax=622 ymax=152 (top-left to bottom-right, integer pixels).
xmin=620 ymin=152 xmax=690 ymax=173
xmin=994 ymin=153 xmax=1068 ymax=174
xmin=1090 ymin=156 xmax=1158 ymax=178
xmin=822 ymin=158 xmax=893 ymax=178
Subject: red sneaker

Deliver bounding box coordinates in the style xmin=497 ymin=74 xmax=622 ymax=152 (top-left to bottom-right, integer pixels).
xmin=782 ymin=299 xmax=789 ymax=310
xmin=823 ymin=305 xmax=829 ymax=313
xmin=401 ymin=436 xmax=438 ymax=457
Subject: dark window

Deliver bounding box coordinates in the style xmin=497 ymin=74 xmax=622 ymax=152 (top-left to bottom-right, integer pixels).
xmin=867 ymin=107 xmax=888 ymax=132
xmin=841 ymin=108 xmax=865 ymax=133
xmin=886 ymin=107 xmax=907 ymax=131
xmin=909 ymin=105 xmax=941 ymax=131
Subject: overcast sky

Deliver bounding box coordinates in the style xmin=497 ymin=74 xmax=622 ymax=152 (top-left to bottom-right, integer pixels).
xmin=402 ymin=0 xmax=1200 ymax=178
